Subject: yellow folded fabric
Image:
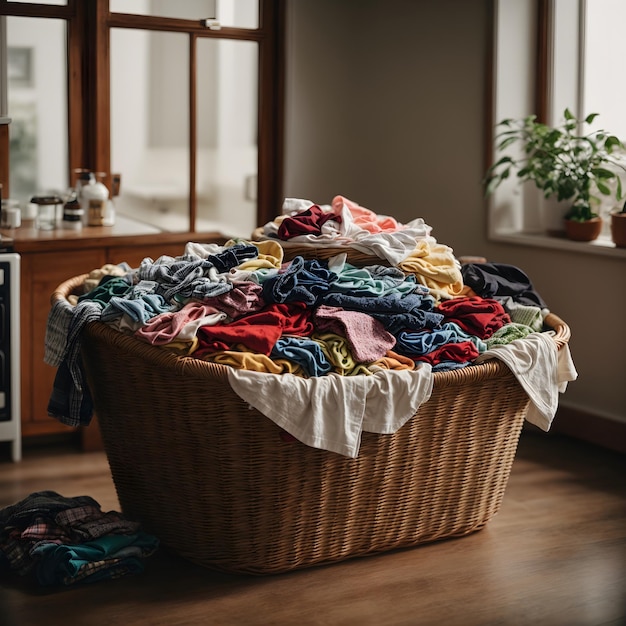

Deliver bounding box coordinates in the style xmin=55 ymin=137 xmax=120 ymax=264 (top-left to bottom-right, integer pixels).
xmin=161 ymin=336 xmax=199 ymax=356
xmin=398 ymin=240 xmax=464 ymax=301
xmin=225 ymin=238 xmax=284 ymax=271
xmin=205 ymin=349 xmax=305 ymax=376
xmin=312 ymin=332 xmax=373 ymax=376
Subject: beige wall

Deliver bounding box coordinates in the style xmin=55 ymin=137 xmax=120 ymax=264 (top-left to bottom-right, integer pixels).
xmin=283 ymin=0 xmax=625 ymax=427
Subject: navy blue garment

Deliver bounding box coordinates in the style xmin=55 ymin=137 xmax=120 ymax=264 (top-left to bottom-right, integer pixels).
xmin=370 ymin=310 xmax=444 ymax=334
xmin=322 ymin=291 xmax=436 ymax=314
xmin=322 ymin=291 xmax=443 ymax=333
xmin=203 ymin=242 xmax=259 ymax=273
xmin=262 ymin=256 xmax=338 ymax=306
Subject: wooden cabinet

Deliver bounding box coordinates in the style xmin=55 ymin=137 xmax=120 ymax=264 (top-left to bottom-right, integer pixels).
xmin=12 ymin=224 xmax=227 ymax=443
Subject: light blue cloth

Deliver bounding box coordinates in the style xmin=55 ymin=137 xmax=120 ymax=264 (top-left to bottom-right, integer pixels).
xmin=395 ymin=322 xmax=487 ymax=357
xmin=271 ymin=336 xmax=332 ymax=377
xmin=100 ymin=293 xmax=176 ymax=325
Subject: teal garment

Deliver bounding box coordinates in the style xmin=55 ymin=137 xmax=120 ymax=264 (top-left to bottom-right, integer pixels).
xmin=330 ymin=263 xmax=417 ymax=297
xmin=250 ymin=267 xmax=280 ymax=284
xmin=77 ymin=276 xmax=132 ymax=305
xmin=31 ymin=531 xmax=159 ymax=586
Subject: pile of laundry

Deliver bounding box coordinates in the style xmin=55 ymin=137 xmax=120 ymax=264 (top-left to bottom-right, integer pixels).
xmin=0 ymin=491 xmax=158 ymax=586
xmin=44 ymin=195 xmax=577 ymax=457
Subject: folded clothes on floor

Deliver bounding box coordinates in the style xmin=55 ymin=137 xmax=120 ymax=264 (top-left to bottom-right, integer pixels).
xmin=0 ymin=491 xmax=158 ymax=586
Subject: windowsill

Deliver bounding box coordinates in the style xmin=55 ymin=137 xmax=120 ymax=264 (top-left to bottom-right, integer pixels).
xmin=489 ymin=230 xmax=626 ymax=259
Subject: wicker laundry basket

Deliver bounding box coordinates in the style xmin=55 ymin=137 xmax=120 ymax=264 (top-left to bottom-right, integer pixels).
xmin=51 ymin=274 xmax=570 ymax=575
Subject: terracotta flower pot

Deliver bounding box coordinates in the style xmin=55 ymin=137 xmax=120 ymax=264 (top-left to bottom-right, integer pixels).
xmin=610 ymin=211 xmax=626 ymax=248
xmin=563 ymin=216 xmax=603 ymax=242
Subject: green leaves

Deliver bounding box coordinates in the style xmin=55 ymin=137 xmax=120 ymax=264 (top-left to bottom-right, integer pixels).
xmin=592 ymin=167 xmax=617 ymax=180
xmin=485 ymin=107 xmax=626 ymax=220
xmin=497 ymin=136 xmax=519 ymax=151
xmin=605 ymin=135 xmax=623 ymax=151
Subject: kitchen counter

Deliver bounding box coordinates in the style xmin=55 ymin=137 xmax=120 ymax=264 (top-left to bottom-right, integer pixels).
xmin=1 ymin=214 xmax=227 ymax=254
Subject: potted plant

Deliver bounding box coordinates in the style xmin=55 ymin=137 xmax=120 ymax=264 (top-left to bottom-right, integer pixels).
xmin=484 ymin=108 xmax=626 ymax=242
xmin=610 ymin=200 xmax=626 ymax=248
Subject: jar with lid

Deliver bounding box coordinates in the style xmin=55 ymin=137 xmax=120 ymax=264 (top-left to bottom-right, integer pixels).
xmin=62 ymin=190 xmax=83 ymax=230
xmin=31 ymin=195 xmax=63 ymax=230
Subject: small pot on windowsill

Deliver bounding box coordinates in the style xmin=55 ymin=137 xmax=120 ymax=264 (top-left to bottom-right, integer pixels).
xmin=564 ymin=216 xmax=603 ymax=242
xmin=563 ymin=204 xmax=603 ymax=242
xmin=610 ymin=207 xmax=626 ymax=248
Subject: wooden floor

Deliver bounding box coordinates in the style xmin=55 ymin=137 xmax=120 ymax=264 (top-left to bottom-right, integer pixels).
xmin=0 ymin=431 xmax=624 ymax=626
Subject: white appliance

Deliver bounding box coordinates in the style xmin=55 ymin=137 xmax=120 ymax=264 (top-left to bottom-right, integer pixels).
xmin=0 ymin=251 xmax=20 ymax=461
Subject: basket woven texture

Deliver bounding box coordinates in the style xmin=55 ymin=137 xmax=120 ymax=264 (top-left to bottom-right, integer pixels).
xmin=52 ymin=274 xmax=570 ymax=575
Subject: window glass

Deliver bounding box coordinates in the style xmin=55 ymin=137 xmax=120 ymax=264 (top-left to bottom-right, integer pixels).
xmin=110 ymin=28 xmax=190 ymax=232
xmin=7 ymin=16 xmax=68 ymax=206
xmin=110 ymin=0 xmax=259 ymax=29
xmin=196 ymin=37 xmax=258 ymax=238
xmin=582 ymin=0 xmax=626 ymax=231
xmin=583 ymin=0 xmax=626 ymax=142
xmin=490 ymin=0 xmax=625 ymax=250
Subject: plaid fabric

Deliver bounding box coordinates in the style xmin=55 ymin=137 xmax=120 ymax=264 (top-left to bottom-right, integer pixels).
xmin=67 ymin=557 xmax=139 ymax=585
xmin=46 ymin=299 xmax=103 ymax=426
xmin=44 ymin=298 xmax=74 ymax=367
xmin=0 ymin=491 xmax=100 ymax=528
xmin=20 ymin=517 xmax=71 ymax=543
xmin=2 ymin=535 xmax=34 ymax=575
xmin=55 ymin=506 xmax=140 ymax=541
xmin=0 ymin=491 xmax=158 ymax=583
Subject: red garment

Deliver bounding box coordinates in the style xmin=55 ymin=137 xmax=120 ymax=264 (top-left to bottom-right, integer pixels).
xmin=277 ymin=205 xmax=342 ymax=239
xmin=195 ymin=302 xmax=314 ymax=357
xmin=413 ymin=341 xmax=479 ymax=365
xmin=436 ymin=296 xmax=510 ymax=339
xmin=271 ymin=301 xmax=315 ymax=336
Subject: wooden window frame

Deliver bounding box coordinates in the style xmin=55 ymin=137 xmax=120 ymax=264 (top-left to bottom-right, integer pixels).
xmin=485 ymin=0 xmax=550 ymax=172
xmin=0 ymin=0 xmax=284 ymax=230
